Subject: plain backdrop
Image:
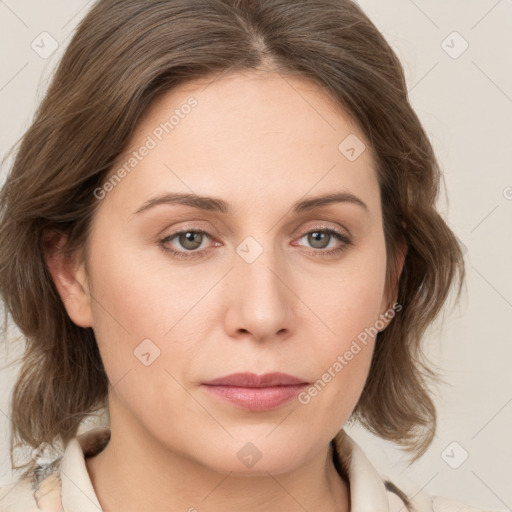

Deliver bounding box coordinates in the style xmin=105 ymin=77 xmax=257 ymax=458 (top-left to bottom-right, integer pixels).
xmin=0 ymin=1 xmax=511 ymax=510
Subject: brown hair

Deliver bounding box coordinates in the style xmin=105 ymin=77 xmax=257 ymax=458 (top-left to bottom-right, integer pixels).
xmin=0 ymin=0 xmax=464 ymax=481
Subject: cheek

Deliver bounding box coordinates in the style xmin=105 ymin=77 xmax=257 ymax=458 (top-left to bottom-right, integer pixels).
xmin=85 ymin=234 xmax=206 ymax=387
xmin=85 ymin=240 xmax=203 ymax=428
xmin=296 ymin=241 xmax=387 ymax=407
xmin=88 ymin=230 xmax=209 ymax=336
xmin=296 ymin=280 xmax=383 ymax=434
xmin=306 ymin=245 xmax=388 ymax=343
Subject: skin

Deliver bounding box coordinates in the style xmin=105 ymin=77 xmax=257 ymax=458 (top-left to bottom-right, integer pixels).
xmin=46 ymin=69 xmax=404 ymax=512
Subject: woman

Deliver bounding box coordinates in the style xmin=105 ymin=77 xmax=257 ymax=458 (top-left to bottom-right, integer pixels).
xmin=0 ymin=0 xmax=486 ymax=510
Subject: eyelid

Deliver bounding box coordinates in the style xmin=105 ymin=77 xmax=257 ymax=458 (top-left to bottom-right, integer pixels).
xmin=158 ymin=220 xmax=215 ymax=238
xmin=160 ymin=220 xmax=349 ymax=243
xmin=292 ymin=224 xmax=352 ymax=256
xmin=158 ymin=220 xmax=352 ymax=261
xmin=295 ymin=221 xmax=351 ymax=238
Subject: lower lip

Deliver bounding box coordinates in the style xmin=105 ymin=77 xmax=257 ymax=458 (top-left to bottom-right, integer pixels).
xmin=201 ymin=384 xmax=308 ymax=411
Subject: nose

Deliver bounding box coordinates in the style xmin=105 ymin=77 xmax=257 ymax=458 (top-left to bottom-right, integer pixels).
xmin=223 ymin=242 xmax=295 ymax=343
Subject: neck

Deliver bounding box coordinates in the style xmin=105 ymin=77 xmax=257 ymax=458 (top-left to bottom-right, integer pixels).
xmin=85 ymin=414 xmax=350 ymax=512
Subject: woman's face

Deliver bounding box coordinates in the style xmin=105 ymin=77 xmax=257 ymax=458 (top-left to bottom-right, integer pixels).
xmin=63 ymin=70 xmax=396 ymax=474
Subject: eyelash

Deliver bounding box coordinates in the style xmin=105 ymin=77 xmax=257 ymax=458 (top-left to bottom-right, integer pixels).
xmin=158 ymin=224 xmax=352 ymax=261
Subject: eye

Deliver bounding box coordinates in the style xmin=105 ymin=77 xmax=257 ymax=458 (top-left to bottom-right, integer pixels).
xmin=293 ymin=226 xmax=352 ymax=257
xmin=158 ymin=225 xmax=352 ymax=260
xmin=159 ymin=229 xmax=215 ymax=260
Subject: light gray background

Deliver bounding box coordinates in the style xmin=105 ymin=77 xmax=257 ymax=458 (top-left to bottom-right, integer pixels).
xmin=0 ymin=1 xmax=511 ymax=510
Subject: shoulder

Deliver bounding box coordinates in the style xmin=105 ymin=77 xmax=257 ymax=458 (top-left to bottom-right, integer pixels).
xmin=386 ymin=486 xmax=498 ymax=512
xmin=430 ymin=495 xmax=496 ymax=512
xmin=0 ymin=427 xmax=108 ymax=512
xmin=333 ymin=430 xmax=495 ymax=512
xmin=0 ymin=477 xmax=39 ymax=512
xmin=0 ymin=464 xmax=63 ymax=512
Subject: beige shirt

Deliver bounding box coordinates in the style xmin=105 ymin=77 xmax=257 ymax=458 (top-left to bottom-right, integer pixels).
xmin=0 ymin=427 xmax=486 ymax=512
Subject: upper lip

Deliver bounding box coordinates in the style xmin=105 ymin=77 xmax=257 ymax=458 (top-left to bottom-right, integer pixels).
xmin=203 ymin=372 xmax=308 ymax=387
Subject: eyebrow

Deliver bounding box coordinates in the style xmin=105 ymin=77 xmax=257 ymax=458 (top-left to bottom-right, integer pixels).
xmin=132 ymin=191 xmax=368 ymax=216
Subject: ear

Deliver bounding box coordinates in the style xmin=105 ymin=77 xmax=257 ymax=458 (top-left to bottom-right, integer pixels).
xmin=378 ymin=239 xmax=407 ymax=330
xmin=43 ymin=230 xmax=93 ymax=328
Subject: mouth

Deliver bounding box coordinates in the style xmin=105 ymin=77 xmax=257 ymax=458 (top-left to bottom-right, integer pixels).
xmin=201 ymin=372 xmax=310 ymax=411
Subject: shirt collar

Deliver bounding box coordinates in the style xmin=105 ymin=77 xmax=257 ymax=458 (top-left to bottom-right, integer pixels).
xmin=332 ymin=429 xmax=390 ymax=511
xmin=57 ymin=427 xmax=394 ymax=512
xmin=59 ymin=427 xmax=107 ymax=511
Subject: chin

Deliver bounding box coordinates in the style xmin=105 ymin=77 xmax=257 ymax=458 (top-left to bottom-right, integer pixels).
xmin=186 ymin=434 xmax=316 ymax=476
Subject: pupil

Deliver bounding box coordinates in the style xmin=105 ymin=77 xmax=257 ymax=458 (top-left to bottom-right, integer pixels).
xmin=182 ymin=232 xmax=201 ymax=249
xmin=310 ymin=231 xmax=328 ymax=248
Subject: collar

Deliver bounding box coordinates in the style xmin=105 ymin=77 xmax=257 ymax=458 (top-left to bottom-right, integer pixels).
xmin=332 ymin=429 xmax=391 ymax=511
xmin=43 ymin=426 xmax=409 ymax=511
xmin=59 ymin=427 xmax=107 ymax=511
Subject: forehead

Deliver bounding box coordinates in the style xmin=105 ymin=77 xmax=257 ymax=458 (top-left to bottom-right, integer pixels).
xmin=104 ymin=70 xmax=380 ymax=217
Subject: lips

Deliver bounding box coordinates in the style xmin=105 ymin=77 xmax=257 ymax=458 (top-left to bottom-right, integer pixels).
xmin=202 ymin=372 xmax=308 ymax=387
xmin=201 ymin=372 xmax=310 ymax=411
